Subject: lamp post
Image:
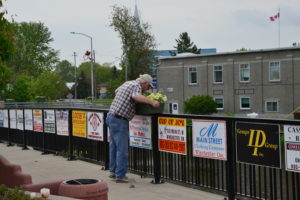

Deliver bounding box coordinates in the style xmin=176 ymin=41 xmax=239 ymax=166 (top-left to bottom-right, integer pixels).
xmin=70 ymin=32 xmax=94 ymax=99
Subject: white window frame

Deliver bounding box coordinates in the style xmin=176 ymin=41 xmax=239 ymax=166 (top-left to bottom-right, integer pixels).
xmin=188 ymin=67 xmax=197 ymax=85
xmin=239 ymin=63 xmax=250 ymax=83
xmin=214 ymin=97 xmax=224 ymax=110
xmin=213 ymin=65 xmax=223 ymax=84
xmin=240 ymin=96 xmax=251 ymax=110
xmin=269 ymin=61 xmax=280 ymax=82
xmin=265 ymin=99 xmax=279 ymax=112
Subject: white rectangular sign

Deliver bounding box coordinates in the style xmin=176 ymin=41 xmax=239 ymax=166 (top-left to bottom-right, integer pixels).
xmin=16 ymin=110 xmax=24 ymax=130
xmin=3 ymin=109 xmax=8 ymax=128
xmin=129 ymin=115 xmax=152 ymax=149
xmin=192 ymin=120 xmax=227 ymax=160
xmin=56 ymin=110 xmax=69 ymax=136
xmin=9 ymin=109 xmax=16 ymax=129
xmin=24 ymin=109 xmax=33 ymax=131
xmin=87 ymin=112 xmax=104 ymax=141
xmin=44 ymin=109 xmax=55 ymax=133
xmin=284 ymin=125 xmax=300 ymax=172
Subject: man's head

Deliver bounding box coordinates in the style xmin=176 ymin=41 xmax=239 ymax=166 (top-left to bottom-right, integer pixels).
xmin=136 ymin=74 xmax=153 ymax=91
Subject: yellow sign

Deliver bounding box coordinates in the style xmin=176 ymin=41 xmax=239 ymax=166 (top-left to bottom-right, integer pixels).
xmin=72 ymin=110 xmax=86 ymax=138
xmin=158 ymin=117 xmax=185 ymax=127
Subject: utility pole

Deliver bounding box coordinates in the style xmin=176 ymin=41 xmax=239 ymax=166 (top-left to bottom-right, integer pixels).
xmin=73 ymin=52 xmax=77 ymax=99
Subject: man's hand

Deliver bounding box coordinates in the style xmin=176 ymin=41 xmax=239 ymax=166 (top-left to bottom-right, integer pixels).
xmin=151 ymin=100 xmax=160 ymax=108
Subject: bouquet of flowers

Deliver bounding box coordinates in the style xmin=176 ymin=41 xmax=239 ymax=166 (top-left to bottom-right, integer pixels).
xmin=144 ymin=92 xmax=167 ymax=103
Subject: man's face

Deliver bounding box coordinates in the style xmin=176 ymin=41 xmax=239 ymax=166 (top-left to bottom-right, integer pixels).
xmin=141 ymin=82 xmax=151 ymax=91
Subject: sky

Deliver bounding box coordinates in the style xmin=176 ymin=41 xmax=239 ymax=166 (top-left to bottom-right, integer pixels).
xmin=4 ymin=0 xmax=300 ymax=67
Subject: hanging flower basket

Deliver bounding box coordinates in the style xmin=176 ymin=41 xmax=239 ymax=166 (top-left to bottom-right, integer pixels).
xmin=136 ymin=103 xmax=165 ymax=115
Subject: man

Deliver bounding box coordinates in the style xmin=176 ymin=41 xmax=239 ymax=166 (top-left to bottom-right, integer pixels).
xmin=106 ymin=74 xmax=160 ymax=183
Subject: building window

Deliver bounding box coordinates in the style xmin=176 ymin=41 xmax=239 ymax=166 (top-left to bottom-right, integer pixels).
xmin=188 ymin=67 xmax=197 ymax=84
xmin=240 ymin=97 xmax=250 ymax=110
xmin=214 ymin=97 xmax=224 ymax=110
xmin=213 ymin=65 xmax=223 ymax=83
xmin=239 ymin=63 xmax=250 ymax=82
xmin=269 ymin=61 xmax=280 ymax=81
xmin=265 ymin=100 xmax=279 ymax=112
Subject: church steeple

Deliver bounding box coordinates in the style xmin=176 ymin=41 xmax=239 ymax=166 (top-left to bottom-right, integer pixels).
xmin=133 ymin=2 xmax=140 ymax=24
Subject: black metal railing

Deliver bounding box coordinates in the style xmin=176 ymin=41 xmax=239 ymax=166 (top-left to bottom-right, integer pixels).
xmin=1 ymin=107 xmax=300 ymax=200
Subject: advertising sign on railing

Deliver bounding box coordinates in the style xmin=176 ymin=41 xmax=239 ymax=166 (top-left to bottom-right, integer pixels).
xmin=3 ymin=109 xmax=8 ymax=128
xmin=9 ymin=109 xmax=16 ymax=129
xmin=16 ymin=110 xmax=24 ymax=130
xmin=284 ymin=125 xmax=300 ymax=172
xmin=56 ymin=110 xmax=69 ymax=136
xmin=129 ymin=115 xmax=152 ymax=149
xmin=44 ymin=110 xmax=55 ymax=133
xmin=236 ymin=122 xmax=281 ymax=168
xmin=72 ymin=110 xmax=87 ymax=138
xmin=24 ymin=109 xmax=33 ymax=131
xmin=33 ymin=109 xmax=43 ymax=132
xmin=87 ymin=112 xmax=104 ymax=141
xmin=0 ymin=110 xmax=3 ymax=127
xmin=192 ymin=120 xmax=227 ymax=160
xmin=158 ymin=117 xmax=187 ymax=155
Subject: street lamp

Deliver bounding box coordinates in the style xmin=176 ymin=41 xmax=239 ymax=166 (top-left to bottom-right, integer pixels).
xmin=70 ymin=31 xmax=94 ymax=99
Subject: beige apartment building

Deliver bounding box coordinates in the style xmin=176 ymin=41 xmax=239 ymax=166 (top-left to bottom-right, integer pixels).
xmin=156 ymin=47 xmax=300 ymax=116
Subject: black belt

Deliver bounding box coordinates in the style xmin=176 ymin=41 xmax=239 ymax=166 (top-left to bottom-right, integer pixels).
xmin=110 ymin=113 xmax=128 ymax=121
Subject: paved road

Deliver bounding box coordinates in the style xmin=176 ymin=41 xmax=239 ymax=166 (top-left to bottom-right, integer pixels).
xmin=0 ymin=143 xmax=225 ymax=200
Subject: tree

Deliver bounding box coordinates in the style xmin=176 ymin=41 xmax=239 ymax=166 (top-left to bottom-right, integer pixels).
xmin=54 ymin=60 xmax=75 ymax=82
xmin=0 ymin=0 xmax=15 ymax=100
xmin=174 ymin=32 xmax=199 ymax=54
xmin=8 ymin=22 xmax=59 ymax=77
xmin=31 ymin=71 xmax=68 ymax=100
xmin=75 ymin=71 xmax=90 ymax=99
xmin=184 ymin=95 xmax=217 ymax=114
xmin=110 ymin=5 xmax=156 ymax=80
xmin=8 ymin=75 xmax=32 ymax=102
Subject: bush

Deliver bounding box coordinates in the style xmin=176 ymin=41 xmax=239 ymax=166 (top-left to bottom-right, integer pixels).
xmin=0 ymin=184 xmax=43 ymax=200
xmin=184 ymin=95 xmax=217 ymax=115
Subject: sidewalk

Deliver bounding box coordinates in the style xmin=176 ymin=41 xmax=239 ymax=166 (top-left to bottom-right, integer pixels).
xmin=0 ymin=143 xmax=224 ymax=200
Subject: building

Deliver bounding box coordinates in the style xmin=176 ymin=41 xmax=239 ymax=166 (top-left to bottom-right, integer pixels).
xmin=157 ymin=47 xmax=300 ymax=116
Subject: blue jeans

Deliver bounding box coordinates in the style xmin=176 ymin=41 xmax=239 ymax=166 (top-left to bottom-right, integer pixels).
xmin=106 ymin=115 xmax=129 ymax=178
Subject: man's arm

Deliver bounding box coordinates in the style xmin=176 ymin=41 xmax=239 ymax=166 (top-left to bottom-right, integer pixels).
xmin=132 ymin=95 xmax=160 ymax=108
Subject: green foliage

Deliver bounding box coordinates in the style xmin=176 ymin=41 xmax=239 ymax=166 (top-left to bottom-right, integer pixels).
xmin=31 ymin=71 xmax=68 ymax=100
xmin=8 ymin=75 xmax=32 ymax=102
xmin=75 ymin=70 xmax=90 ymax=99
xmin=110 ymin=5 xmax=156 ymax=80
xmin=107 ymin=79 xmax=123 ymax=99
xmin=0 ymin=184 xmax=43 ymax=200
xmin=54 ymin=60 xmax=75 ymax=82
xmin=184 ymin=95 xmax=217 ymax=114
xmin=0 ymin=63 xmax=13 ymax=99
xmin=8 ymin=22 xmax=59 ymax=77
xmin=0 ymin=0 xmax=15 ymax=62
xmin=174 ymin=32 xmax=199 ymax=54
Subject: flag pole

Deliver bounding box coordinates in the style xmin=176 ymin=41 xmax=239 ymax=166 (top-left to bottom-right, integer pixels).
xmin=278 ymin=8 xmax=280 ymax=47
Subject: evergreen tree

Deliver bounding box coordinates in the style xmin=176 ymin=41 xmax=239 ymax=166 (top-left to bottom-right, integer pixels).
xmin=174 ymin=32 xmax=199 ymax=54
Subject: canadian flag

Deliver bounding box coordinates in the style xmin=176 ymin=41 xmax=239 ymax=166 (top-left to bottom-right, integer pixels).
xmin=270 ymin=12 xmax=280 ymax=21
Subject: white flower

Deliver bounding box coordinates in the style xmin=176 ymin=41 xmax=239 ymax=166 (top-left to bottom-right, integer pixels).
xmin=30 ymin=192 xmax=36 ymax=199
xmin=145 ymin=92 xmax=167 ymax=103
xmin=40 ymin=188 xmax=50 ymax=198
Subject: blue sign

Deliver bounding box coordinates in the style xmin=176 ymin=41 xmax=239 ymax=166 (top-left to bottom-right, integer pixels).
xmin=152 ymin=78 xmax=157 ymax=89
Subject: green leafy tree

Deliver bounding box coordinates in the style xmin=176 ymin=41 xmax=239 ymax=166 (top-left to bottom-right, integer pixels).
xmin=8 ymin=75 xmax=32 ymax=102
xmin=174 ymin=32 xmax=199 ymax=54
xmin=8 ymin=22 xmax=59 ymax=77
xmin=31 ymin=71 xmax=67 ymax=100
xmin=54 ymin=60 xmax=75 ymax=82
xmin=184 ymin=95 xmax=217 ymax=114
xmin=0 ymin=0 xmax=15 ymax=100
xmin=110 ymin=5 xmax=156 ymax=80
xmin=75 ymin=70 xmax=90 ymax=98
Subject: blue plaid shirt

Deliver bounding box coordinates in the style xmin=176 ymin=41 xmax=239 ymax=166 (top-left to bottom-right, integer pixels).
xmin=108 ymin=80 xmax=141 ymax=120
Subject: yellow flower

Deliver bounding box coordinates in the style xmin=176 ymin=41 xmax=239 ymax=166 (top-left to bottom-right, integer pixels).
xmin=145 ymin=92 xmax=167 ymax=103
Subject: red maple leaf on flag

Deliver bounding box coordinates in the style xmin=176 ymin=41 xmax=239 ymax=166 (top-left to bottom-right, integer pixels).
xmin=270 ymin=12 xmax=280 ymax=21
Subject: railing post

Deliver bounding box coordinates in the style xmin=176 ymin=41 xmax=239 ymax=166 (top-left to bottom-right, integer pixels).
xmin=22 ymin=109 xmax=29 ymax=150
xmin=151 ymin=115 xmax=164 ymax=184
xmin=68 ymin=109 xmax=75 ymax=160
xmin=7 ymin=109 xmax=13 ymax=147
xmin=225 ymin=119 xmax=237 ymax=200
xmin=103 ymin=112 xmax=109 ymax=170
